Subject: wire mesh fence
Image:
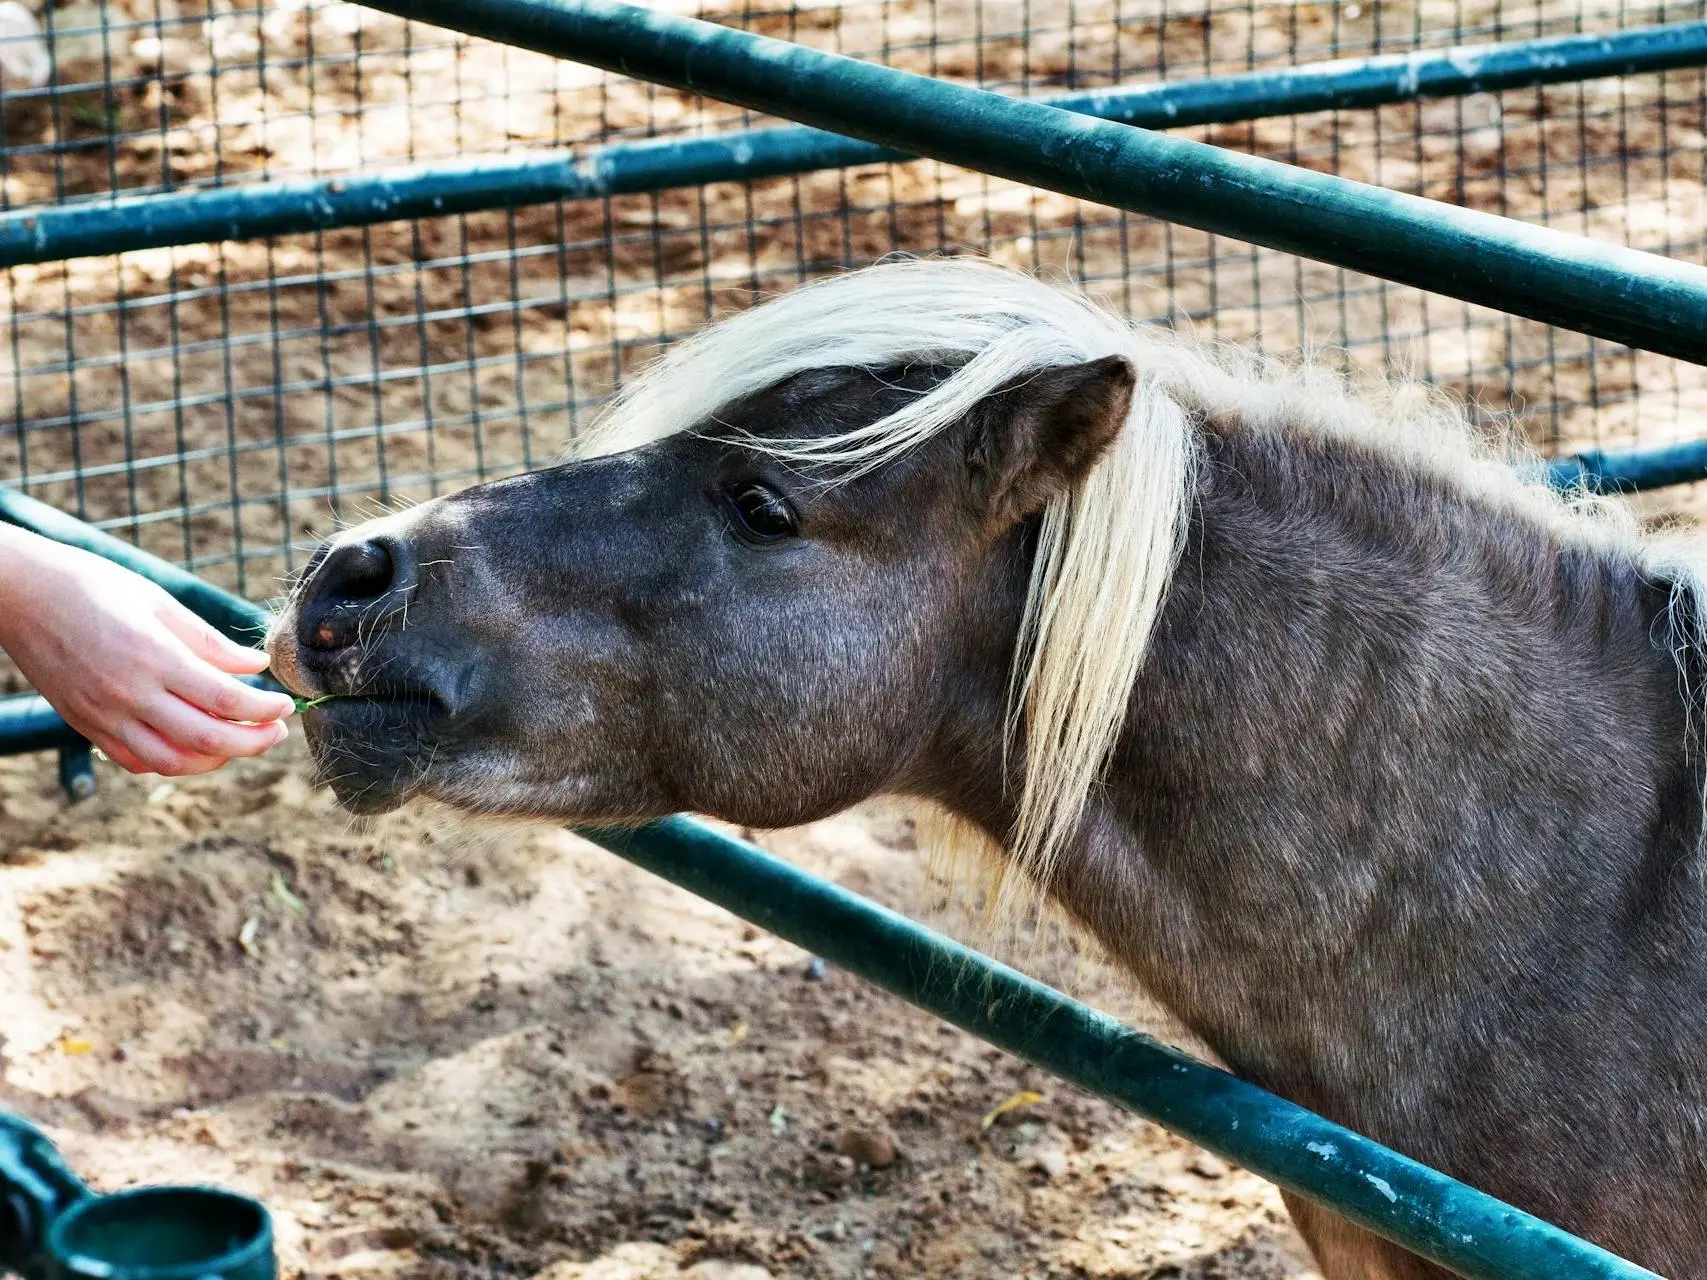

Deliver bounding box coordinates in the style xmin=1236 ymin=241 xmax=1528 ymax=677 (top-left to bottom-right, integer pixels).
xmin=1 ymin=0 xmax=1705 ymax=619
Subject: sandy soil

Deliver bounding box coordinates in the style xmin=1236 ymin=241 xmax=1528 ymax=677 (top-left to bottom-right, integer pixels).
xmin=2 ymin=0 xmax=1706 ymax=1275
xmin=0 ymin=744 xmax=1317 ymax=1279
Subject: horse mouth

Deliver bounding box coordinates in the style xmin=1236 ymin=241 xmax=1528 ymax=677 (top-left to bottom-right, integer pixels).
xmin=302 ymin=684 xmax=451 ymax=721
xmin=299 ymin=684 xmax=449 ymax=814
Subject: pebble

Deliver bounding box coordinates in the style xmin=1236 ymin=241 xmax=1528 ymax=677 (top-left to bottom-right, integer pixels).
xmin=0 ymin=1 xmax=48 ymax=87
xmin=1190 ymin=1151 xmax=1230 ymax=1179
xmin=1030 ymin=1148 xmax=1069 ymax=1179
xmin=838 ymin=1125 xmax=898 ymax=1169
xmin=803 ymin=956 xmax=828 ymax=981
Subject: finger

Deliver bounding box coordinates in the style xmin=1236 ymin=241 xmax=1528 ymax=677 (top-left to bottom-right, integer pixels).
xmin=155 ymin=605 xmax=271 ymax=675
xmin=156 ymin=753 xmax=227 ymax=777
xmin=165 ymin=662 xmax=294 ymax=724
xmin=146 ymin=696 xmax=289 ymax=762
xmin=97 ymin=740 xmax=150 ymax=775
xmin=115 ymin=720 xmax=227 ymax=777
xmin=53 ymin=709 xmax=148 ymax=775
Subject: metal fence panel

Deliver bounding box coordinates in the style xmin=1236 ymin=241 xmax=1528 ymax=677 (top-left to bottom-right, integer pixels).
xmin=1 ymin=0 xmax=1704 ymax=615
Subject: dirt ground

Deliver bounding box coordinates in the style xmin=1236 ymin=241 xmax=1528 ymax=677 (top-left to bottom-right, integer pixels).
xmin=0 ymin=744 xmax=1316 ymax=1280
xmin=3 ymin=0 xmax=1707 ymax=1275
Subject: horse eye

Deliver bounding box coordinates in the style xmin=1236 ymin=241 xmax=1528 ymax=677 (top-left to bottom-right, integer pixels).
xmin=726 ymin=483 xmax=798 ymax=544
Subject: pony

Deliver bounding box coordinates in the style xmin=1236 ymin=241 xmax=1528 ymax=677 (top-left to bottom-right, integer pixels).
xmin=266 ymin=257 xmax=1707 ymax=1279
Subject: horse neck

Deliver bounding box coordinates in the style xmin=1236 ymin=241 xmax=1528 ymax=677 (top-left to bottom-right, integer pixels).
xmin=985 ymin=422 xmax=1704 ymax=1116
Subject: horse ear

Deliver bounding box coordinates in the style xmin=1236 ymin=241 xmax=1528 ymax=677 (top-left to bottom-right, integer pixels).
xmin=966 ymin=354 xmax=1136 ymax=528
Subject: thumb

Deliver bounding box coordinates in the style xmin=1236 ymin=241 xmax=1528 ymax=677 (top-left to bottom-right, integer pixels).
xmin=157 ymin=602 xmax=271 ymax=675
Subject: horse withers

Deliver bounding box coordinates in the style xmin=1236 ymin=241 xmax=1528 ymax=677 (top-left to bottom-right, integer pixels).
xmin=267 ymin=259 xmax=1707 ymax=1279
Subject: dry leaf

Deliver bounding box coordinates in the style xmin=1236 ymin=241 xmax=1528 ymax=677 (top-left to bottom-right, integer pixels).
xmin=270 ymin=870 xmax=307 ymax=916
xmin=980 ymin=1089 xmax=1046 ymax=1133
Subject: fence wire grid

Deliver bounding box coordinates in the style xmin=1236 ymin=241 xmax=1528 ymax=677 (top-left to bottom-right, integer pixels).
xmin=0 ymin=0 xmax=1705 ymax=618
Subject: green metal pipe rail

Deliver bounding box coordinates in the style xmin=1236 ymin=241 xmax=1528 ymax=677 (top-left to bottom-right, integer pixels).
xmin=0 ymin=495 xmax=1665 ymax=1279
xmin=340 ymin=0 xmax=1707 ymax=368
xmin=1544 ymin=439 xmax=1707 ymax=494
xmin=2 ymin=21 xmax=1704 ymax=269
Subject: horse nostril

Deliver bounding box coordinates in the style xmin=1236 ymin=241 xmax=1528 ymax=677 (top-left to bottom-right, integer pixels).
xmin=300 ymin=537 xmax=408 ymax=651
xmin=328 ymin=540 xmax=395 ymax=601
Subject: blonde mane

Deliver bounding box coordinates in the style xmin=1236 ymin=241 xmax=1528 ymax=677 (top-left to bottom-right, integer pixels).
xmin=580 ymin=255 xmax=1706 ymax=910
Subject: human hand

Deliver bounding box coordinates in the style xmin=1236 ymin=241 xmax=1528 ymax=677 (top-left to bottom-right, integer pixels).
xmin=0 ymin=525 xmax=293 ymax=776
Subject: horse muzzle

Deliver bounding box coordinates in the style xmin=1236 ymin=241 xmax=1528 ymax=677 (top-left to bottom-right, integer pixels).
xmin=267 ymin=523 xmax=471 ymax=812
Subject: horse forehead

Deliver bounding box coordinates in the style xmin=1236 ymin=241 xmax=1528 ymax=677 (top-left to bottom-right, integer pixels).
xmin=711 ymin=363 xmax=952 ymax=440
